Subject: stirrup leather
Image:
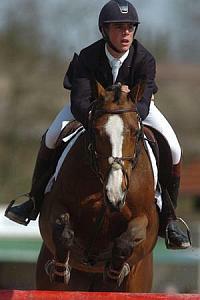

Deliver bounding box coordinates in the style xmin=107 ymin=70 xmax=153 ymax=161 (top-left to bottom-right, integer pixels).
xmin=165 ymin=217 xmax=192 ymax=249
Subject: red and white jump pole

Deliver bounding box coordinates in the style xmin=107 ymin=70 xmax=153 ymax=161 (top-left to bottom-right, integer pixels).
xmin=0 ymin=291 xmax=199 ymax=300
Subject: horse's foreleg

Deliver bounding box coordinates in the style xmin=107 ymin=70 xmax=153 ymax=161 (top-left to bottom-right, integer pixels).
xmin=126 ymin=253 xmax=153 ymax=292
xmin=105 ymin=215 xmax=148 ymax=286
xmin=46 ymin=213 xmax=74 ymax=285
xmin=36 ymin=243 xmax=54 ymax=290
xmin=36 ymin=243 xmax=69 ymax=291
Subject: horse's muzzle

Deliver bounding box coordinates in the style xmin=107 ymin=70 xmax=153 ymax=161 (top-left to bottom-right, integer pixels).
xmin=105 ymin=192 xmax=126 ymax=212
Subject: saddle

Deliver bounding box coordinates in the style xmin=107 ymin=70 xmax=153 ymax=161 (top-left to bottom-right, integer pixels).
xmin=55 ymin=120 xmax=83 ymax=148
xmin=143 ymin=126 xmax=172 ymax=190
xmin=56 ymin=120 xmax=172 ymax=192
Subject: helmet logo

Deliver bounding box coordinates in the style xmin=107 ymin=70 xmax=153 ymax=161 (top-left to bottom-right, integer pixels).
xmin=116 ymin=0 xmax=128 ymax=14
xmin=119 ymin=5 xmax=128 ymax=13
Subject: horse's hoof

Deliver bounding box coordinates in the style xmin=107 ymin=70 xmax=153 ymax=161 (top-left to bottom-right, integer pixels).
xmin=45 ymin=259 xmax=71 ymax=285
xmin=45 ymin=259 xmax=56 ymax=282
xmin=104 ymin=262 xmax=130 ymax=286
xmin=117 ymin=263 xmax=131 ymax=286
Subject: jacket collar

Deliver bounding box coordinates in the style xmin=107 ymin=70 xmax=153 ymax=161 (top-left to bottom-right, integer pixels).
xmin=97 ymin=40 xmax=135 ymax=87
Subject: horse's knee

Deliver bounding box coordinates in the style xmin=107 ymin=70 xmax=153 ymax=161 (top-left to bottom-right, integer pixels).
xmin=47 ymin=213 xmax=74 ymax=285
xmin=110 ymin=216 xmax=148 ymax=272
xmin=52 ymin=213 xmax=74 ymax=258
xmin=111 ymin=236 xmax=134 ymax=271
xmin=105 ymin=239 xmax=132 ymax=287
xmin=103 ymin=236 xmax=133 ymax=287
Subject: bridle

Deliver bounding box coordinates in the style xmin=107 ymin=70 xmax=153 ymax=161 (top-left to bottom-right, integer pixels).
xmin=88 ymin=104 xmax=144 ymax=202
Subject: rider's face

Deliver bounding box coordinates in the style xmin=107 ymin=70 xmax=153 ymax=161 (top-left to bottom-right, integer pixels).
xmin=107 ymin=22 xmax=135 ymax=56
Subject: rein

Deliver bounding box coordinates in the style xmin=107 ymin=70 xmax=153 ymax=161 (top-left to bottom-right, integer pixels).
xmin=96 ymin=107 xmax=137 ymax=115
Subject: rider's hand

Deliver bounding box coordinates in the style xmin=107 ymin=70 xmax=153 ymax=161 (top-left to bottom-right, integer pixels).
xmin=121 ymin=85 xmax=130 ymax=93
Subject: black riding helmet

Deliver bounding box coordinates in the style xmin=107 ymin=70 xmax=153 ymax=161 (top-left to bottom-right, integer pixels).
xmin=99 ymin=0 xmax=140 ymax=29
xmin=99 ymin=0 xmax=140 ymax=53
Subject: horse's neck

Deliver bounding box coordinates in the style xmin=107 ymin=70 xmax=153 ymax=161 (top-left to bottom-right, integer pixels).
xmin=129 ymin=143 xmax=155 ymax=209
xmin=61 ymin=133 xmax=97 ymax=178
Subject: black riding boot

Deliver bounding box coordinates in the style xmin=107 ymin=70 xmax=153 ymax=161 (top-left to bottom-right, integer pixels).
xmin=160 ymin=174 xmax=191 ymax=250
xmin=5 ymin=134 xmax=57 ymax=225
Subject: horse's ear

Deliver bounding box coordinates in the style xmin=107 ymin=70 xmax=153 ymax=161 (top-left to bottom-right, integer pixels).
xmin=96 ymin=81 xmax=106 ymax=98
xmin=130 ymin=80 xmax=146 ymax=103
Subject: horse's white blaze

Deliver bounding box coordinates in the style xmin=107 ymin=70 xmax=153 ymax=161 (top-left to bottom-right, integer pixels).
xmin=105 ymin=115 xmax=125 ymax=207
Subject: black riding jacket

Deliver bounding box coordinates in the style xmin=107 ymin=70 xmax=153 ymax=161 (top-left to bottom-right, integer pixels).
xmin=63 ymin=38 xmax=158 ymax=128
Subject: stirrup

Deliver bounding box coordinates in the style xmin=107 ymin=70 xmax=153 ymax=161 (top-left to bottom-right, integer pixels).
xmin=4 ymin=194 xmax=36 ymax=226
xmin=5 ymin=199 xmax=30 ymax=226
xmin=165 ymin=217 xmax=192 ymax=249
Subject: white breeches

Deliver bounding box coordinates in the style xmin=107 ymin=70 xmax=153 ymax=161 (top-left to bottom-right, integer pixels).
xmin=45 ymin=105 xmax=74 ymax=149
xmin=45 ymin=102 xmax=181 ymax=165
xmin=143 ymin=101 xmax=181 ymax=165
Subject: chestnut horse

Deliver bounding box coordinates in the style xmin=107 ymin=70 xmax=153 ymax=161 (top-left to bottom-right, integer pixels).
xmin=36 ymin=83 xmax=159 ymax=292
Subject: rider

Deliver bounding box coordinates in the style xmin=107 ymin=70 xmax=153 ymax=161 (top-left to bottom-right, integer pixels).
xmin=5 ymin=0 xmax=191 ymax=250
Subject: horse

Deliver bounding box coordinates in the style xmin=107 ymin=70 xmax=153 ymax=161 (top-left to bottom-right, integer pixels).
xmin=36 ymin=82 xmax=159 ymax=292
